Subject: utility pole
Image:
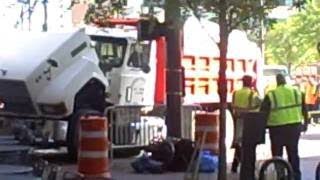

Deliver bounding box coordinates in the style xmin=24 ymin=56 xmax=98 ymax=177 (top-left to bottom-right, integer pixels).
xmin=164 ymin=0 xmax=183 ymax=138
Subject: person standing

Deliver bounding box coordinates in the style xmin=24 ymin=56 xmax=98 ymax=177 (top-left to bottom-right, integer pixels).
xmin=315 ymin=76 xmax=320 ymax=123
xmin=230 ymin=75 xmax=261 ymax=173
xmin=260 ymin=74 xmax=307 ymax=180
xmin=305 ymin=76 xmax=317 ymax=125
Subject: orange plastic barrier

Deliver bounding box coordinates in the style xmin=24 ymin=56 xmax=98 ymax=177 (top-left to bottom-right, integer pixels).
xmin=195 ymin=111 xmax=220 ymax=155
xmin=78 ymin=115 xmax=111 ymax=179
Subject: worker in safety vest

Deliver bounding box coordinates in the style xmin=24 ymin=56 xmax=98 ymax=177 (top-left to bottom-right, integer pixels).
xmin=260 ymin=74 xmax=307 ymax=180
xmin=305 ymin=76 xmax=317 ymax=125
xmin=230 ymin=75 xmax=261 ymax=173
xmin=314 ymin=76 xmax=320 ymax=123
xmin=305 ymin=76 xmax=317 ymax=108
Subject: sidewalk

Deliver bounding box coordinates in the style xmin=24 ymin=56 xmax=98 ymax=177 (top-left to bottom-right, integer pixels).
xmin=111 ymin=158 xmax=238 ymax=180
xmin=111 ymin=125 xmax=320 ymax=180
xmin=2 ymin=125 xmax=320 ymax=180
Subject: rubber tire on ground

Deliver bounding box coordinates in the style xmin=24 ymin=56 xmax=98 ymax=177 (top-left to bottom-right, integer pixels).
xmin=113 ymin=147 xmax=142 ymax=158
xmin=66 ymin=109 xmax=101 ymax=160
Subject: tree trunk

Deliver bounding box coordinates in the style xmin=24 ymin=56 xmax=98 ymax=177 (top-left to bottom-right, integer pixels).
xmin=218 ymin=0 xmax=228 ymax=179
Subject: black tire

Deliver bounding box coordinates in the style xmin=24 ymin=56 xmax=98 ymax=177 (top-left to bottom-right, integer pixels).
xmin=113 ymin=147 xmax=142 ymax=158
xmin=66 ymin=109 xmax=101 ymax=160
xmin=66 ymin=80 xmax=107 ymax=160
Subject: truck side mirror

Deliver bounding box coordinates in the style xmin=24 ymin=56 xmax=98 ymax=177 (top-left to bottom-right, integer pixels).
xmin=141 ymin=64 xmax=151 ymax=73
xmin=138 ymin=19 xmax=167 ymax=41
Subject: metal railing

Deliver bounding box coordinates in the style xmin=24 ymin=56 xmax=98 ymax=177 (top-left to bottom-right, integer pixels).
xmin=105 ymin=105 xmax=200 ymax=159
xmin=106 ymin=105 xmax=163 ymax=148
xmin=258 ymin=157 xmax=294 ymax=180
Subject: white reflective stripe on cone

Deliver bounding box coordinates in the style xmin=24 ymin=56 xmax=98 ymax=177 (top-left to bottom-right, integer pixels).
xmin=196 ymin=126 xmax=218 ymax=132
xmin=81 ymin=130 xmax=108 ymax=138
xmin=79 ymin=151 xmax=108 ymax=158
xmin=202 ymin=143 xmax=219 ymax=149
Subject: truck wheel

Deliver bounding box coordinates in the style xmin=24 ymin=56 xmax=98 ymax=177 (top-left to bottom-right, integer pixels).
xmin=66 ymin=109 xmax=101 ymax=160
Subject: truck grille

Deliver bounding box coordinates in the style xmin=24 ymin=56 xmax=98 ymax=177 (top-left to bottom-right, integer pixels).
xmin=0 ymin=80 xmax=36 ymax=115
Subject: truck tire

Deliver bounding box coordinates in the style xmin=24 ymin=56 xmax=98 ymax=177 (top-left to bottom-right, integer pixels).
xmin=66 ymin=109 xmax=102 ymax=160
xmin=67 ymin=79 xmax=107 ymax=160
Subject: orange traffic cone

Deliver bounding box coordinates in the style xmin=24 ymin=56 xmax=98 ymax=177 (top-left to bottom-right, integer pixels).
xmin=78 ymin=115 xmax=111 ymax=179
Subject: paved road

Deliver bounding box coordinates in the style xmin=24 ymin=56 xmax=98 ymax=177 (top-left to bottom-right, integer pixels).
xmin=0 ymin=125 xmax=320 ymax=179
xmin=110 ymin=125 xmax=320 ymax=180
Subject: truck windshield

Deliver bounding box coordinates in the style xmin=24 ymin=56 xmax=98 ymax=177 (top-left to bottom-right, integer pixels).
xmin=90 ymin=36 xmax=127 ymax=68
xmin=127 ymin=42 xmax=151 ymax=68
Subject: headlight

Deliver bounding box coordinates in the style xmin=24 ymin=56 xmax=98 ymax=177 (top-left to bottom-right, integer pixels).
xmin=0 ymin=99 xmax=5 ymax=110
xmin=38 ymin=103 xmax=67 ymax=115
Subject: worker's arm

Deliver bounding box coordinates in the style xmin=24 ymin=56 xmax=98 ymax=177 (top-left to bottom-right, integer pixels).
xmin=231 ymin=91 xmax=236 ymax=116
xmin=301 ymin=92 xmax=308 ymax=120
xmin=252 ymin=91 xmax=262 ymax=109
xmin=301 ymin=92 xmax=309 ymax=132
xmin=260 ymin=95 xmax=270 ymax=118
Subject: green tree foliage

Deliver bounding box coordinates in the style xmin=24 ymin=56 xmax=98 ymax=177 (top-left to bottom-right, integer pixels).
xmin=183 ymin=0 xmax=276 ymax=42
xmin=265 ymin=1 xmax=320 ymax=70
xmin=83 ymin=0 xmax=125 ymax=24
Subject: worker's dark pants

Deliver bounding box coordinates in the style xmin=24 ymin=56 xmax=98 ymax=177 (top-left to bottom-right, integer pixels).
xmin=231 ymin=144 xmax=241 ymax=172
xmin=240 ymin=142 xmax=257 ymax=180
xmin=269 ymin=123 xmax=301 ymax=180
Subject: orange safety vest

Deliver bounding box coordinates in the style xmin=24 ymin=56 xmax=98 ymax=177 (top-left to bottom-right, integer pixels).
xmin=305 ymin=82 xmax=317 ymax=105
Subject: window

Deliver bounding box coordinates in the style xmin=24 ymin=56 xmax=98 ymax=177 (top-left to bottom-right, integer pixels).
xmin=90 ymin=36 xmax=127 ymax=69
xmin=127 ymin=41 xmax=151 ymax=68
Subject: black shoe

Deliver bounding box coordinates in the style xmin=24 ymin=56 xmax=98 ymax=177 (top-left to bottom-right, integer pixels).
xmin=231 ymin=160 xmax=238 ymax=173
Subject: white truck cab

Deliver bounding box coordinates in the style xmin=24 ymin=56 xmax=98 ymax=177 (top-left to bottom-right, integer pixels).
xmin=87 ymin=26 xmax=157 ymax=106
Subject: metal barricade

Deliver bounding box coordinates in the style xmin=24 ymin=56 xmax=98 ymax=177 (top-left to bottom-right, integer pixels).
xmin=316 ymin=161 xmax=320 ymax=180
xmin=105 ymin=105 xmax=200 ymax=161
xmin=105 ymin=105 xmax=164 ymax=162
xmin=106 ymin=105 xmax=164 ymax=147
xmin=258 ymin=157 xmax=294 ymax=180
xmin=182 ymin=105 xmax=202 ymax=140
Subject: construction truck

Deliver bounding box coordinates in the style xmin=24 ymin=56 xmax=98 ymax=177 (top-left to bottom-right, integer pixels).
xmin=0 ymin=27 xmax=163 ymax=157
xmin=182 ymin=17 xmax=263 ymax=106
xmin=0 ymin=30 xmax=111 ymax=157
xmin=0 ymin=16 xmax=262 ymax=158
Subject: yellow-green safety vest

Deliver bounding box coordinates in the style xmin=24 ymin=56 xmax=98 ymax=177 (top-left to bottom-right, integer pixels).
xmin=267 ymin=85 xmax=303 ymax=126
xmin=232 ymin=87 xmax=260 ymax=113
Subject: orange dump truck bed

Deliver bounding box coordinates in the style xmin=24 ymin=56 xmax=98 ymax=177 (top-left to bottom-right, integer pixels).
xmin=182 ymin=55 xmax=258 ymax=104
